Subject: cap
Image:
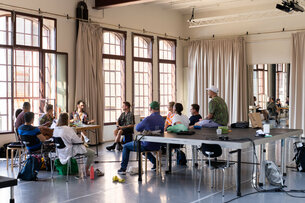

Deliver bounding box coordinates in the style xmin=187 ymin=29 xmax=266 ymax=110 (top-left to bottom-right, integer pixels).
xmin=150 ymin=101 xmax=160 ymax=110
xmin=206 ymin=86 xmax=219 ymax=93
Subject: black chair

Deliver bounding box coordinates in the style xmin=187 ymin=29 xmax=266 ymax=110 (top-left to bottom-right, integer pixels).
xmin=52 ymin=137 xmax=86 ymax=182
xmin=197 ymin=143 xmax=236 ymax=197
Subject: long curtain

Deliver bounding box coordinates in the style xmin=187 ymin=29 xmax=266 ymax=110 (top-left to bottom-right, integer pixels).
xmin=188 ymin=37 xmax=248 ymax=124
xmin=290 ymin=32 xmax=305 ymax=135
xmin=75 ymin=22 xmax=104 ymax=143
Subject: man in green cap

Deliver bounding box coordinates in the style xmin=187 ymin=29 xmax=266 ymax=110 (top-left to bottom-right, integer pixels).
xmin=118 ymin=101 xmax=164 ymax=174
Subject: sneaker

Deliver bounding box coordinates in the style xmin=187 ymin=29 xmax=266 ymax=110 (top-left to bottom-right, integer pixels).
xmin=117 ymin=168 xmax=126 ymax=175
xmin=151 ymin=164 xmax=156 ymax=171
xmin=106 ymin=143 xmax=116 ymax=151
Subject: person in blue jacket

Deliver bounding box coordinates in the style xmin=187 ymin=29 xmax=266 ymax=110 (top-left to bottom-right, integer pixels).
xmin=117 ymin=101 xmax=164 ymax=174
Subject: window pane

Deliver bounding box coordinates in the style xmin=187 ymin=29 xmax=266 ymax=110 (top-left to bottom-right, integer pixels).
xmin=103 ymin=58 xmax=125 ymax=122
xmin=43 ymin=18 xmax=56 ymax=50
xmin=159 ymin=63 xmax=176 ymax=116
xmin=16 ymin=15 xmax=39 ymax=47
xmin=133 ymin=35 xmax=153 ymax=117
xmin=103 ymin=31 xmax=124 ymax=56
xmin=0 ymin=11 xmax=12 ymax=45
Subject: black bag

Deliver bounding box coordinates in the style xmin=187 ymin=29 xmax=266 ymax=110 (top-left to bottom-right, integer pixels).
xmin=0 ymin=146 xmax=6 ymax=158
xmin=293 ymin=142 xmax=305 ymax=172
xmin=17 ymin=156 xmax=42 ymax=181
xmin=176 ymin=149 xmax=187 ymax=166
xmin=231 ymin=122 xmax=249 ymax=128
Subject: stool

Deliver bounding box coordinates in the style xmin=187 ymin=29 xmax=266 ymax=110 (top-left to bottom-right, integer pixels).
xmin=141 ymin=150 xmax=162 ymax=175
xmin=6 ymin=145 xmax=25 ymax=171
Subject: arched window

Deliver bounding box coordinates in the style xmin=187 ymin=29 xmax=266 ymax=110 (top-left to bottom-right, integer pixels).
xmin=0 ymin=10 xmax=60 ymax=132
xmin=133 ymin=34 xmax=153 ymax=117
xmin=103 ymin=30 xmax=126 ymax=123
xmin=158 ymin=38 xmax=176 ymax=116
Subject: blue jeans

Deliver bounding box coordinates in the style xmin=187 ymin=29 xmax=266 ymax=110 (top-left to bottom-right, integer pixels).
xmin=121 ymin=141 xmax=156 ymax=170
xmin=198 ymin=119 xmax=221 ymax=128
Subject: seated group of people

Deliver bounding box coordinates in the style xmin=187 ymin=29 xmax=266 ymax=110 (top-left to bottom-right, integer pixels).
xmin=15 ymin=100 xmax=98 ymax=176
xmin=107 ymin=86 xmax=229 ymax=174
xmin=253 ymin=96 xmax=289 ymax=124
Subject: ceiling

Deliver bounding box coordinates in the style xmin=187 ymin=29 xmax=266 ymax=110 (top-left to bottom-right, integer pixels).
xmin=150 ymin=0 xmax=305 ymax=15
xmin=145 ymin=0 xmax=305 ymax=27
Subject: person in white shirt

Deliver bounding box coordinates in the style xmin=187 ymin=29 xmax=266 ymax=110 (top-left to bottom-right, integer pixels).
xmin=53 ymin=113 xmax=99 ymax=176
xmin=172 ymin=103 xmax=190 ymax=128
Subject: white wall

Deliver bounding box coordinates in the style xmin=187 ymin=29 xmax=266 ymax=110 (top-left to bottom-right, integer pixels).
xmin=183 ymin=12 xmax=305 ymax=65
xmin=0 ymin=0 xmax=186 ymax=145
xmin=86 ymin=1 xmax=186 ymax=141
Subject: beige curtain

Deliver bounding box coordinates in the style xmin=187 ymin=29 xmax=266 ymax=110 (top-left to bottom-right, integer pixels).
xmin=248 ymin=65 xmax=254 ymax=106
xmin=188 ymin=37 xmax=248 ymax=124
xmin=290 ymin=32 xmax=305 ymax=135
xmin=75 ymin=22 xmax=104 ymax=143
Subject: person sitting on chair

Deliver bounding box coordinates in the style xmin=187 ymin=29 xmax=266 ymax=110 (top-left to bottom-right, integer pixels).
xmin=172 ymin=103 xmax=190 ymax=128
xmin=15 ymin=102 xmax=31 ymax=130
xmin=164 ymin=101 xmax=175 ymax=131
xmin=117 ymin=101 xmax=164 ymax=175
xmin=53 ymin=113 xmax=102 ymax=176
xmin=189 ymin=104 xmax=202 ymax=128
xmin=70 ymin=100 xmax=94 ymax=144
xmin=195 ymin=86 xmax=229 ymax=128
xmin=267 ymin=97 xmax=279 ymax=124
xmin=39 ymin=104 xmax=55 ymax=127
xmin=18 ymin=112 xmax=47 ymax=153
xmin=106 ymin=102 xmax=135 ymax=151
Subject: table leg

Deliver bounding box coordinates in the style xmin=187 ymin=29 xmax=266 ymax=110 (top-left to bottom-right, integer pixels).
xmin=138 ymin=140 xmax=142 ymax=181
xmin=192 ymin=146 xmax=195 ymax=167
xmin=95 ymin=129 xmax=99 ymax=156
xmin=168 ymin=144 xmax=172 ymax=173
xmin=11 ymin=149 xmax=14 ymax=171
xmin=237 ymin=149 xmax=241 ymax=197
xmin=281 ymin=139 xmax=287 ymax=176
xmin=10 ymin=186 xmax=14 ymax=203
xmin=259 ymin=144 xmax=266 ymax=186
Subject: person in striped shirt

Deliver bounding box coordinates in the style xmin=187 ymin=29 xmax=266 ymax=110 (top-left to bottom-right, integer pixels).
xmin=164 ymin=101 xmax=175 ymax=131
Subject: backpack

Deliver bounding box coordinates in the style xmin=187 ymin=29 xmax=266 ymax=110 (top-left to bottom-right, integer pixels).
xmin=293 ymin=142 xmax=305 ymax=172
xmin=176 ymin=149 xmax=187 ymax=166
xmin=17 ymin=156 xmax=42 ymax=181
xmin=264 ymin=160 xmax=284 ymax=187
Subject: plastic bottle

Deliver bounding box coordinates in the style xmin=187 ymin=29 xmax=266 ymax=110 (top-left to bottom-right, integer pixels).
xmin=90 ymin=165 xmax=95 ymax=180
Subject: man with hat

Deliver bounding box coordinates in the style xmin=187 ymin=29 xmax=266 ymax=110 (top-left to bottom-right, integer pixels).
xmin=118 ymin=101 xmax=164 ymax=174
xmin=195 ymin=86 xmax=229 ymax=128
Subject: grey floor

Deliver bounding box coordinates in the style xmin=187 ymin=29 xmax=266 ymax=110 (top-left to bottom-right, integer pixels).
xmin=1 ymin=119 xmax=305 ymax=203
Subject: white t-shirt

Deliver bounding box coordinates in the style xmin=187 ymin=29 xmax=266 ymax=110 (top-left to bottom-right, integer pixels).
xmin=53 ymin=126 xmax=86 ymax=164
xmin=172 ymin=114 xmax=190 ymax=128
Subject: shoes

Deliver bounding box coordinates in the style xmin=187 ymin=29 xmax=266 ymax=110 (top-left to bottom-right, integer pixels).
xmin=151 ymin=164 xmax=156 ymax=171
xmin=117 ymin=143 xmax=123 ymax=151
xmin=106 ymin=143 xmax=116 ymax=151
xmin=117 ymin=168 xmax=126 ymax=175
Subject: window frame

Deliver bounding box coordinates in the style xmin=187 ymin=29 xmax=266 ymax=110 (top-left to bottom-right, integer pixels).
xmin=102 ymin=28 xmax=127 ymax=125
xmin=157 ymin=37 xmax=177 ymax=116
xmin=132 ymin=33 xmax=154 ymax=117
xmin=0 ymin=9 xmax=66 ymax=134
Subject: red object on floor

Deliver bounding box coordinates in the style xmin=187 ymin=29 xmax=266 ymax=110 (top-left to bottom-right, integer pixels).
xmin=90 ymin=166 xmax=95 ymax=180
